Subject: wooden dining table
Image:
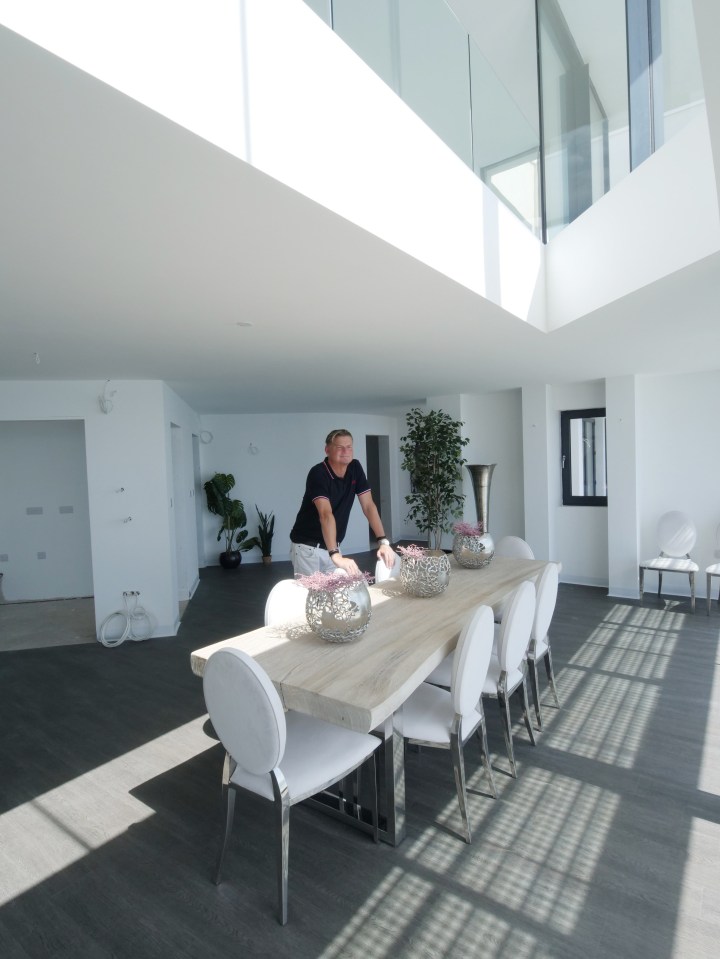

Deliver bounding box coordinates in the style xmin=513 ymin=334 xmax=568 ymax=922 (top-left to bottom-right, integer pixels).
xmin=190 ymin=555 xmax=555 ymax=845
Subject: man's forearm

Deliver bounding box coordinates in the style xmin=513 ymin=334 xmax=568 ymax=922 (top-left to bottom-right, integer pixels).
xmin=319 ymin=513 xmax=339 ymax=550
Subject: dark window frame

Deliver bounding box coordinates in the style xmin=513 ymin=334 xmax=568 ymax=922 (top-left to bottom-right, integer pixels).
xmin=561 ymin=407 xmax=608 ymax=506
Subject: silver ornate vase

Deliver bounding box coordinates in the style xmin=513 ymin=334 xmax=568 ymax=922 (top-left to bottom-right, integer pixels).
xmin=452 ymin=532 xmax=495 ymax=568
xmin=400 ymin=550 xmax=451 ymax=597
xmin=305 ymin=581 xmax=372 ymax=643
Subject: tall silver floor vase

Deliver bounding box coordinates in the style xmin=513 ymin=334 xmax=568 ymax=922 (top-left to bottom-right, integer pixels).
xmin=466 ymin=464 xmax=496 ymax=535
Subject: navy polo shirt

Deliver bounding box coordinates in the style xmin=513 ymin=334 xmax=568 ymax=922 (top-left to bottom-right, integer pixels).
xmin=290 ymin=458 xmax=370 ymax=547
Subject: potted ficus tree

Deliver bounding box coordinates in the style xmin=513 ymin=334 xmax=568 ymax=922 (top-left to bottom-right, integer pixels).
xmin=204 ymin=473 xmax=259 ymax=569
xmin=400 ymin=408 xmax=469 ymax=551
xmin=255 ymin=506 xmax=275 ymax=565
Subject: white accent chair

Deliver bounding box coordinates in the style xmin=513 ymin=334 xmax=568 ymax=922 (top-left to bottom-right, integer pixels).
xmin=492 ymin=536 xmax=535 ymax=622
xmin=374 ymin=553 xmax=401 ymax=583
xmin=403 ymin=605 xmax=497 ymax=843
xmin=527 ymin=562 xmax=561 ymax=730
xmin=704 ymin=524 xmax=720 ymax=616
xmin=482 ymin=580 xmax=537 ymax=778
xmin=203 ymin=647 xmax=380 ymax=925
xmin=639 ymin=511 xmax=699 ymax=614
xmin=264 ymin=579 xmax=308 ymax=627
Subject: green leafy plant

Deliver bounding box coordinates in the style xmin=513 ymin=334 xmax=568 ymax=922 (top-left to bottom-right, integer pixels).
xmin=400 ymin=408 xmax=469 ymax=550
xmin=203 ymin=472 xmax=259 ymax=555
xmin=255 ymin=506 xmax=275 ymax=558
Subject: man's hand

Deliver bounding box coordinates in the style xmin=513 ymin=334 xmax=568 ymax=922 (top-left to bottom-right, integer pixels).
xmin=333 ymin=554 xmax=361 ymax=576
xmin=378 ymin=544 xmax=396 ymax=569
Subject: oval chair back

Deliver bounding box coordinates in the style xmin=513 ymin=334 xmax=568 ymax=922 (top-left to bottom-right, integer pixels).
xmin=451 ymin=605 xmax=495 ymax=721
xmin=494 ymin=536 xmax=535 ymax=560
xmin=497 ymin=580 xmax=536 ymax=673
xmin=264 ymin=579 xmax=309 ymax=627
xmin=528 ymin=563 xmax=561 ymax=730
xmin=531 ymin=563 xmax=559 ymax=650
xmin=657 ymin=510 xmax=697 ymax=557
xmin=204 ymin=647 xmax=286 ymax=776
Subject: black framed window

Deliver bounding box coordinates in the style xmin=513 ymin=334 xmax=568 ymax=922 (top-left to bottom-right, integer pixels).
xmin=561 ymin=408 xmax=607 ymax=506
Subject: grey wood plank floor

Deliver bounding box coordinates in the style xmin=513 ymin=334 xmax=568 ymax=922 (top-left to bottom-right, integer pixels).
xmin=1 ymin=556 xmax=719 ymax=958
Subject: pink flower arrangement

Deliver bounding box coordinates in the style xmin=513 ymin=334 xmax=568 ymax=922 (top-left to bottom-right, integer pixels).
xmin=397 ymin=544 xmax=428 ymax=559
xmin=296 ymin=570 xmax=373 ymax=592
xmin=452 ymin=521 xmax=485 ymax=536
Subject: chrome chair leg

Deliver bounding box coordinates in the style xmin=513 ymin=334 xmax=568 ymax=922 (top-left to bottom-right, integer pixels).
xmin=658 ymin=571 xmax=663 ymax=597
xmin=367 ymin=754 xmax=379 ymax=843
xmin=450 ymin=730 xmax=471 ymax=843
xmin=272 ymin=773 xmax=291 ymax=926
xmin=528 ymin=656 xmax=543 ymax=731
xmin=517 ymin=678 xmax=536 ymax=746
xmin=214 ymin=783 xmax=236 ymax=885
xmin=476 ymin=720 xmax=497 ymax=799
xmin=214 ymin=752 xmax=236 ymax=885
xmin=544 ymin=648 xmax=561 ymax=709
xmin=497 ymin=691 xmax=517 ymax=778
xmin=708 ymin=572 xmax=712 ymax=616
xmin=690 ymin=571 xmax=696 ymax=614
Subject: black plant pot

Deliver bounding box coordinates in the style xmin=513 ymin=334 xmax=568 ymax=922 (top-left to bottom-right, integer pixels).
xmin=219 ymin=550 xmax=242 ymax=570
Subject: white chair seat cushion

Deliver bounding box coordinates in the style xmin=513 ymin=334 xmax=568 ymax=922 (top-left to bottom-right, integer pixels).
xmin=640 ymin=556 xmax=699 ymax=572
xmin=483 ymin=653 xmax=524 ymax=696
xmin=706 ymin=563 xmax=720 ymax=576
xmin=230 ymin=710 xmax=379 ymax=804
xmin=402 ymin=681 xmax=480 ymax=744
xmin=425 ymin=653 xmax=452 ymax=688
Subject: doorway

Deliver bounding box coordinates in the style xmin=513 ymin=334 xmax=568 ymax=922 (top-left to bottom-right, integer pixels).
xmin=0 ymin=419 xmax=95 ymax=649
xmin=365 ymin=435 xmax=393 ymax=545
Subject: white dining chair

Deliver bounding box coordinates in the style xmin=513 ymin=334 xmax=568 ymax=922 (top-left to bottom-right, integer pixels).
xmin=492 ymin=536 xmax=535 ymax=621
xmin=374 ymin=553 xmax=401 ymax=583
xmin=639 ymin=511 xmax=699 ymax=613
xmin=494 ymin=536 xmax=535 ymax=560
xmin=705 ymin=524 xmax=720 ymax=615
xmin=526 ymin=562 xmax=560 ymax=730
xmin=402 ymin=605 xmax=497 ymax=843
xmin=264 ymin=579 xmax=308 ymax=627
xmin=482 ymin=580 xmax=536 ymax=778
xmin=203 ymin=647 xmax=380 ymax=925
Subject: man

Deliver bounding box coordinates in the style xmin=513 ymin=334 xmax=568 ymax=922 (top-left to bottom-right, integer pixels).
xmin=290 ymin=429 xmax=396 ymax=576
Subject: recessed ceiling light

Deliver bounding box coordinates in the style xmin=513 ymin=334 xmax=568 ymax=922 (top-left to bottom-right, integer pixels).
xmin=236 ymin=321 xmax=253 ymax=328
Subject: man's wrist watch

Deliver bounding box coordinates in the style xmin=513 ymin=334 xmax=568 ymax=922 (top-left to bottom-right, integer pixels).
xmin=328 ymin=548 xmax=340 ymax=557
xmin=376 ymin=537 xmax=390 ymax=547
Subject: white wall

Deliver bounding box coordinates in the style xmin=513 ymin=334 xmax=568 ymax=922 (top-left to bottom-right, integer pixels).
xmin=0 ymin=0 xmax=544 ymax=326
xmin=459 ymin=390 xmax=525 ymax=542
xmin=546 ymin=114 xmax=720 ymax=328
xmin=197 ymin=411 xmax=399 ymax=565
xmin=549 ymin=381 xmax=608 ymax=586
xmin=394 ymin=392 xmax=525 ymax=551
xmin=0 ymin=380 xmax=201 ymax=637
xmin=635 ymin=370 xmax=720 ymax=598
xmin=606 ymin=375 xmax=640 ymax=598
xmin=522 ymin=381 xmax=608 ymax=583
xmin=0 ymin=419 xmax=93 ymax=601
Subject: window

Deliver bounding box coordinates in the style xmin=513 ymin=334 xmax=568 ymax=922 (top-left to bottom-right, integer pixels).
xmin=560 ymin=408 xmax=607 ymax=506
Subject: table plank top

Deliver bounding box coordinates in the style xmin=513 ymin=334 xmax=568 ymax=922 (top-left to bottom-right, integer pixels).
xmin=190 ymin=557 xmax=554 ymax=733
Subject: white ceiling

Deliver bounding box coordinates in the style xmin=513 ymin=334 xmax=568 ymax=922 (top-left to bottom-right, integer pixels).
xmin=1 ymin=23 xmax=719 ymax=415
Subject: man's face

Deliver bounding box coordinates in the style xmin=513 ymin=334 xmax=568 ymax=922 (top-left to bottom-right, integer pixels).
xmin=326 ymin=434 xmax=354 ymax=469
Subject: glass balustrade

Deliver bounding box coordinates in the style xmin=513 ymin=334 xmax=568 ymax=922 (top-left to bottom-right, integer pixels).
xmin=301 ymin=0 xmax=704 ymax=242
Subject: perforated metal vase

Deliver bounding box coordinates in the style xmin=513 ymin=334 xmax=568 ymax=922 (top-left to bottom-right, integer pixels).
xmin=400 ymin=551 xmax=451 ymax=597
xmin=305 ymin=581 xmax=372 ymax=642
